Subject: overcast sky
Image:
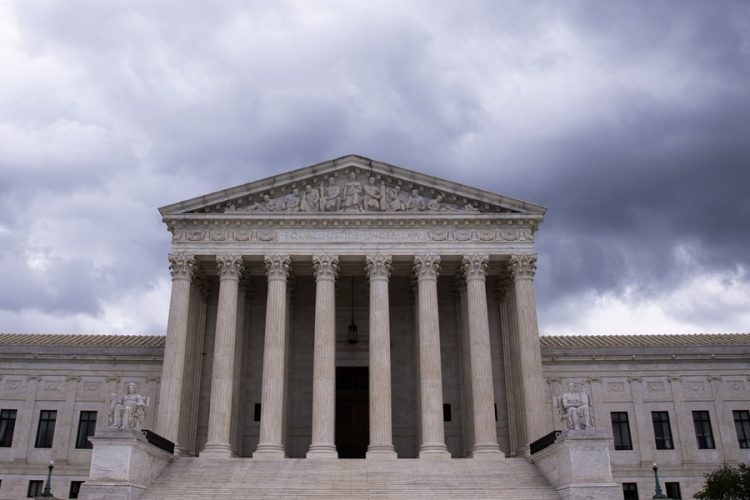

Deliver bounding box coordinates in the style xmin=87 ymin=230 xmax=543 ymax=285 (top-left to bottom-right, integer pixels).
xmin=1 ymin=1 xmax=748 ymax=336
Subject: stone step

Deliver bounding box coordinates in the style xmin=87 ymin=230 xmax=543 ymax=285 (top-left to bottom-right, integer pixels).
xmin=141 ymin=457 xmax=558 ymax=499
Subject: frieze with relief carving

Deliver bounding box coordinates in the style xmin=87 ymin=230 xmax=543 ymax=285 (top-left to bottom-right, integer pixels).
xmin=171 ymin=226 xmax=534 ymax=244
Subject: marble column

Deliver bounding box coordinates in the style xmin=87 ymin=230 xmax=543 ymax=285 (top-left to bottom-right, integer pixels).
xmin=509 ymin=254 xmax=550 ymax=446
xmin=201 ymin=255 xmax=243 ymax=458
xmin=255 ymin=254 xmax=292 ymax=458
xmin=462 ymin=254 xmax=501 ymax=456
xmin=178 ymin=275 xmax=209 ymax=456
xmin=496 ymin=274 xmax=521 ymax=456
xmin=454 ymin=274 xmax=475 ymax=456
xmin=413 ymin=254 xmax=450 ymax=458
xmin=156 ymin=253 xmax=196 ymax=445
xmin=307 ymin=255 xmax=339 ymax=459
xmin=365 ymin=254 xmax=397 ymax=458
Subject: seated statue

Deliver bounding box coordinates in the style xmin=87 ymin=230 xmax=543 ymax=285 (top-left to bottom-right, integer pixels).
xmin=559 ymin=382 xmax=593 ymax=430
xmin=108 ymin=382 xmax=149 ymax=431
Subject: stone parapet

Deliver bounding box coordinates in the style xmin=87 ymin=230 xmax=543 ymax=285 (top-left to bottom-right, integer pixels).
xmin=530 ymin=428 xmax=619 ymax=500
xmin=79 ymin=429 xmax=174 ymax=500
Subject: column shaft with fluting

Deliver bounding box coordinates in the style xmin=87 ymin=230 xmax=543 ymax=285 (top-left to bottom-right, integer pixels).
xmin=201 ymin=255 xmax=243 ymax=458
xmin=462 ymin=254 xmax=502 ymax=456
xmin=365 ymin=254 xmax=397 ymax=458
xmin=255 ymin=254 xmax=292 ymax=458
xmin=414 ymin=254 xmax=450 ymax=458
xmin=307 ymin=255 xmax=339 ymax=458
xmin=156 ymin=253 xmax=195 ymax=445
xmin=509 ymin=254 xmax=550 ymax=446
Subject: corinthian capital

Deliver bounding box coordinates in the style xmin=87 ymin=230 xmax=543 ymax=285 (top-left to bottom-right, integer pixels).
xmin=312 ymin=255 xmax=339 ymax=281
xmin=509 ymin=254 xmax=537 ymax=280
xmin=264 ymin=254 xmax=291 ymax=281
xmin=216 ymin=255 xmax=244 ymax=280
xmin=461 ymin=254 xmax=489 ymax=281
xmin=413 ymin=254 xmax=441 ymax=281
xmin=365 ymin=254 xmax=392 ymax=281
xmin=168 ymin=253 xmax=196 ymax=280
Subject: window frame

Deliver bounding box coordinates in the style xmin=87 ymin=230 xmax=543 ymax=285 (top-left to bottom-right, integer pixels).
xmin=651 ymin=411 xmax=674 ymax=450
xmin=27 ymin=480 xmax=44 ymax=498
xmin=0 ymin=409 xmax=18 ymax=447
xmin=34 ymin=409 xmax=57 ymax=449
xmin=733 ymin=410 xmax=750 ymax=449
xmin=622 ymin=482 xmax=638 ymax=500
xmin=75 ymin=410 xmax=97 ymax=449
xmin=610 ymin=411 xmax=633 ymax=450
xmin=69 ymin=480 xmax=84 ymax=499
xmin=665 ymin=481 xmax=682 ymax=499
xmin=691 ymin=410 xmax=715 ymax=449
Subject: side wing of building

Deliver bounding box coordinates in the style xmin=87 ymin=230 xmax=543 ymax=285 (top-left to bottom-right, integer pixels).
xmin=541 ymin=333 xmax=750 ymax=500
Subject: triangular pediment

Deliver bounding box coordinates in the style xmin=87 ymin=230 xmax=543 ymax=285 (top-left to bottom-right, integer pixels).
xmin=159 ymin=155 xmax=546 ymax=217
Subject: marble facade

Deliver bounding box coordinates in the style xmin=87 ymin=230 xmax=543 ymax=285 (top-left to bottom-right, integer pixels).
xmin=154 ymin=155 xmax=550 ymax=460
xmin=0 ymin=157 xmax=748 ymax=499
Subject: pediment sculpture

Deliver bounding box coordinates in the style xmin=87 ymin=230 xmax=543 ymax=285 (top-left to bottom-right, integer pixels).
xmin=108 ymin=382 xmax=150 ymax=432
xmin=554 ymin=382 xmax=595 ymax=430
xmin=223 ymin=171 xmax=482 ymax=214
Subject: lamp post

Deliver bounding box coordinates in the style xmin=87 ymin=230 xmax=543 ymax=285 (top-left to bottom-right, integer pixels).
xmin=652 ymin=462 xmax=666 ymax=499
xmin=42 ymin=459 xmax=54 ymax=497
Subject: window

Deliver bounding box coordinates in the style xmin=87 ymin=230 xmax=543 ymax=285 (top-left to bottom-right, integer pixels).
xmin=27 ymin=480 xmax=44 ymax=498
xmin=734 ymin=410 xmax=750 ymax=449
xmin=0 ymin=409 xmax=17 ymax=447
xmin=652 ymin=411 xmax=674 ymax=450
xmin=443 ymin=404 xmax=452 ymax=422
xmin=254 ymin=403 xmax=261 ymax=422
xmin=611 ymin=412 xmax=633 ymax=450
xmin=75 ymin=411 xmax=97 ymax=449
xmin=69 ymin=480 xmax=84 ymax=498
xmin=622 ymin=482 xmax=638 ymax=500
xmin=665 ymin=481 xmax=682 ymax=499
xmin=692 ymin=411 xmax=715 ymax=449
xmin=35 ymin=410 xmax=57 ymax=448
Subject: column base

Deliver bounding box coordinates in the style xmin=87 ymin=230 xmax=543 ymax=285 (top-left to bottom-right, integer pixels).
xmin=418 ymin=443 xmax=451 ymax=458
xmin=366 ymin=444 xmax=397 ymax=459
xmin=253 ymin=443 xmax=287 ymax=459
xmin=306 ymin=444 xmax=338 ymax=459
xmin=200 ymin=442 xmax=233 ymax=459
xmin=470 ymin=442 xmax=502 ymax=457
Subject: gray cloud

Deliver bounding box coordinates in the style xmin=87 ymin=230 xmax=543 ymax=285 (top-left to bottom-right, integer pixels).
xmin=1 ymin=0 xmax=748 ymax=334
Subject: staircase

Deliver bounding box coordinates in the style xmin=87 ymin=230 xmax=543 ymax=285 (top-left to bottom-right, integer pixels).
xmin=141 ymin=456 xmax=558 ymax=499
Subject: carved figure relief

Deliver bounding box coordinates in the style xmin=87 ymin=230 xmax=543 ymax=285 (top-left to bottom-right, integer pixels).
xmin=554 ymin=382 xmax=595 ymax=430
xmin=223 ymin=170 xmax=485 ymax=214
xmin=108 ymin=382 xmax=149 ymax=432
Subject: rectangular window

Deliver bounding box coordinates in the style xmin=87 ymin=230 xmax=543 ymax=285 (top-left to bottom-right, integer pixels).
xmin=443 ymin=404 xmax=452 ymax=422
xmin=254 ymin=403 xmax=261 ymax=422
xmin=665 ymin=481 xmax=682 ymax=499
xmin=75 ymin=411 xmax=97 ymax=449
xmin=0 ymin=409 xmax=17 ymax=447
xmin=622 ymin=482 xmax=638 ymax=500
xmin=494 ymin=403 xmax=498 ymax=422
xmin=652 ymin=411 xmax=674 ymax=450
xmin=692 ymin=411 xmax=715 ymax=449
xmin=69 ymin=480 xmax=84 ymax=498
xmin=35 ymin=410 xmax=57 ymax=448
xmin=611 ymin=412 xmax=633 ymax=450
xmin=734 ymin=410 xmax=750 ymax=448
xmin=27 ymin=480 xmax=44 ymax=498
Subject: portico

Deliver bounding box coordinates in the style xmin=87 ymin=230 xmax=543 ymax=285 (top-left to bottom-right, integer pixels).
xmin=154 ymin=155 xmax=550 ymax=459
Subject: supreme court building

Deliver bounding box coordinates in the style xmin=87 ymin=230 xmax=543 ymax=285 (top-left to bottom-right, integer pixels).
xmin=155 ymin=154 xmax=549 ymax=460
xmin=1 ymin=155 xmax=749 ymax=499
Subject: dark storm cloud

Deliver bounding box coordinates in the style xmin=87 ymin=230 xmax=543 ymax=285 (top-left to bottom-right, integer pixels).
xmin=1 ymin=0 xmax=748 ymax=333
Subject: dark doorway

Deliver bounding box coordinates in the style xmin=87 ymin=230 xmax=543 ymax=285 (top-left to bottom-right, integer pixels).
xmin=336 ymin=366 xmax=369 ymax=458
